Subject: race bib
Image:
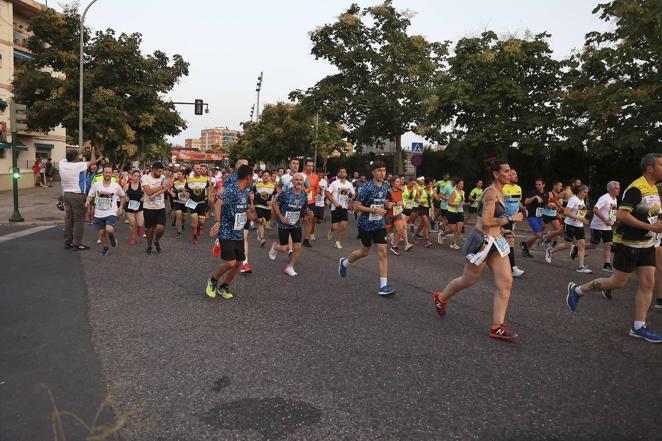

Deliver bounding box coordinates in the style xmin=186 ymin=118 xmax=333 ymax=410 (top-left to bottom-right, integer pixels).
xmin=649 ymin=215 xmax=659 ymax=225
xmin=152 ymin=194 xmax=164 ymax=205
xmin=185 ymin=199 xmax=198 ymax=210
xmin=285 ymin=211 xmax=300 ymax=225
xmin=369 ymin=204 xmax=383 ymax=221
xmin=577 ymin=209 xmax=587 ymax=219
xmin=127 ymin=200 xmax=140 ymax=211
xmin=233 ymin=212 xmax=247 ymax=230
xmin=404 ymin=200 xmax=414 ymax=209
xmin=457 ymin=205 xmax=464 ymax=213
xmin=609 ymin=209 xmax=617 ymax=223
xmin=97 ymin=197 xmax=111 ymax=210
xmin=178 ymin=192 xmax=189 ymax=202
xmin=315 ymin=194 xmax=325 ymax=207
xmin=535 ymin=207 xmax=544 ymax=218
xmin=494 ymin=235 xmax=510 ymax=257
xmin=338 ymin=195 xmax=349 ymax=208
xmin=393 ymin=205 xmax=403 ymax=217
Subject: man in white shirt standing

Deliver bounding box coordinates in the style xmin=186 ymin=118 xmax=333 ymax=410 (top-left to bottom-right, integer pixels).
xmin=586 ymin=180 xmax=620 ymax=273
xmin=86 ymin=165 xmax=125 ymax=256
xmin=141 ymin=162 xmax=171 ymax=254
xmin=59 ymin=147 xmax=97 ymax=250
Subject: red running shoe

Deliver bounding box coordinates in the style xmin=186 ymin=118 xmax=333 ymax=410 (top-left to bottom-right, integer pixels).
xmin=136 ymin=226 xmax=143 ymax=236
xmin=489 ymin=324 xmax=518 ymax=340
xmin=191 ymin=236 xmax=198 ymax=245
xmin=432 ymin=292 xmax=447 ymax=318
xmin=130 ymin=236 xmax=137 ymax=245
xmin=240 ymin=263 xmax=253 ymax=273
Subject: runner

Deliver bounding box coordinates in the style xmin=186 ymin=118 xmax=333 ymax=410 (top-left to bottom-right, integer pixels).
xmin=325 ymin=168 xmax=355 ymax=249
xmin=402 ymin=178 xmax=418 ymax=241
xmin=545 ymin=184 xmax=593 ymax=273
xmin=566 ymin=153 xmax=662 ymax=343
xmin=86 ymin=165 xmax=125 ymax=256
xmin=269 ymin=173 xmax=310 ymax=276
xmin=413 ymin=177 xmax=434 ymax=248
xmin=253 ymin=169 xmax=276 ymax=247
xmin=141 ymin=162 xmax=170 ymax=254
xmin=585 ymin=181 xmax=620 ymax=272
xmin=438 ymin=176 xmax=455 ymax=245
xmin=520 ymin=178 xmax=547 ymax=258
xmin=338 ymin=161 xmax=396 ymax=296
xmin=541 ymin=181 xmax=564 ymax=246
xmin=432 ymin=160 xmax=523 ymax=340
xmin=121 ymin=170 xmax=144 ymax=245
xmin=655 ymin=181 xmax=662 ymax=311
xmin=503 ymin=170 xmax=525 ymax=277
xmin=314 ymin=169 xmax=328 ymax=226
xmin=434 ymin=172 xmax=451 ymax=233
xmin=447 ymin=179 xmax=466 ymax=250
xmin=466 ymin=179 xmax=483 ymax=226
xmin=302 ymin=159 xmax=320 ymax=247
xmin=170 ymin=171 xmax=188 ymax=238
xmin=205 ymin=165 xmax=256 ymax=299
xmin=184 ymin=164 xmax=211 ymax=245
xmin=387 ymin=176 xmax=412 ymax=254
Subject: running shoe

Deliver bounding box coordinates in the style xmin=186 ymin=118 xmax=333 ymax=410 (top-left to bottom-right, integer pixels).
xmin=405 ymin=243 xmax=414 ymax=252
xmin=437 ymin=232 xmax=445 ymax=245
xmin=101 ymin=246 xmax=110 ymax=256
xmin=602 ymin=263 xmax=613 ymax=273
xmin=302 ymin=239 xmax=312 ymax=248
xmin=191 ymin=236 xmax=198 ymax=245
xmin=310 ymin=234 xmax=316 ymax=241
xmin=576 ymin=266 xmax=592 ymax=274
xmin=512 ymin=266 xmax=525 ymax=278
xmin=154 ymin=242 xmax=162 ymax=253
xmin=545 ymin=246 xmax=553 ymax=263
xmin=240 ymin=263 xmax=253 ymax=273
xmin=260 ymin=239 xmax=267 ymax=248
xmin=56 ymin=198 xmax=64 ymax=211
xmin=96 ymin=238 xmax=101 ymax=244
xmin=327 ymin=229 xmax=333 ymax=240
xmin=449 ymin=243 xmax=460 ymax=250
xmin=338 ymin=258 xmax=348 ymax=278
xmin=655 ymin=299 xmax=662 ymax=311
xmin=566 ymin=282 xmax=581 ymax=312
xmin=130 ymin=236 xmax=137 ymax=245
xmin=489 ymin=324 xmax=518 ymax=340
xmin=425 ymin=240 xmax=433 ymax=248
xmin=537 ymin=236 xmax=545 ymax=248
xmin=628 ymin=325 xmax=662 ymax=343
xmin=520 ymin=241 xmax=533 ymax=258
xmin=335 ymin=241 xmax=343 ymax=249
xmin=71 ymin=244 xmax=90 ymax=251
xmin=432 ymin=292 xmax=447 ymax=318
xmin=142 ymin=232 xmax=147 ymax=238
xmin=283 ymin=266 xmax=298 ymax=277
xmin=176 ymin=232 xmax=182 ymax=239
xmin=64 ymin=242 xmax=73 ymax=249
xmin=390 ymin=245 xmax=401 ymax=255
xmin=570 ymin=245 xmax=578 ymax=260
xmin=205 ymin=279 xmax=217 ymax=299
xmin=601 ymin=288 xmax=612 ymax=300
xmin=137 ymin=227 xmax=143 ymax=236
xmin=378 ymin=285 xmax=396 ymax=296
xmin=217 ymin=284 xmax=234 ymax=300
xmin=146 ymin=246 xmax=153 ymax=255
xmin=269 ymin=242 xmax=278 ymax=260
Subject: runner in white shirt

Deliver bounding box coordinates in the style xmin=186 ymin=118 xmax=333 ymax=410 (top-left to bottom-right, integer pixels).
xmin=325 ymin=168 xmax=355 ymax=249
xmin=86 ymin=165 xmax=125 ymax=256
xmin=586 ymin=181 xmax=620 ymax=273
xmin=141 ymin=162 xmax=171 ymax=254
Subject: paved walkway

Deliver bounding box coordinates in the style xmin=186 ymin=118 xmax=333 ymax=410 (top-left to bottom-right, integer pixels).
xmin=0 ymin=183 xmax=64 ymax=225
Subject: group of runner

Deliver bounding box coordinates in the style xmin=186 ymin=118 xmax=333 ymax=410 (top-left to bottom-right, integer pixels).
xmin=76 ymin=151 xmax=662 ymax=343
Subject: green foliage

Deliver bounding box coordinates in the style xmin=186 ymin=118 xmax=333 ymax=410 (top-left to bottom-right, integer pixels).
xmin=12 ymin=4 xmax=189 ymax=157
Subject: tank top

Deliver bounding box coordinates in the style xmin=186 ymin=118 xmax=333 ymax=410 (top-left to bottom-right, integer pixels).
xmin=402 ymin=186 xmax=418 ymax=209
xmin=126 ymin=182 xmax=143 ymax=201
xmin=447 ymin=190 xmax=465 ymax=214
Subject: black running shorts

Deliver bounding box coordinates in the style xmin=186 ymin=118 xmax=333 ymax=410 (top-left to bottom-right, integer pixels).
xmin=219 ymin=239 xmax=245 ymax=262
xmin=358 ymin=228 xmax=387 ymax=248
xmin=590 ymin=229 xmax=613 ymax=245
xmin=564 ymin=224 xmax=585 ymax=242
xmin=612 ymin=244 xmax=655 ymax=273
xmin=143 ymin=208 xmax=166 ymax=228
xmin=278 ymin=227 xmax=302 ymax=245
xmin=331 ymin=208 xmax=348 ymax=224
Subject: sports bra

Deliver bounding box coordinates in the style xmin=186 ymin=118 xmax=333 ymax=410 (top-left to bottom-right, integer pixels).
xmin=477 ymin=188 xmax=505 ymax=218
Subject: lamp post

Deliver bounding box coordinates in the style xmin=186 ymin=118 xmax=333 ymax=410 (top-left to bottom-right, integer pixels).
xmin=79 ymin=0 xmax=99 ymax=150
xmin=255 ymin=72 xmax=263 ymax=120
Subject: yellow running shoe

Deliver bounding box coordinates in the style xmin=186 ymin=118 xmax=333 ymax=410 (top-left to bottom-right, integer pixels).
xmin=218 ymin=284 xmax=235 ymax=300
xmin=205 ymin=279 xmax=217 ymax=299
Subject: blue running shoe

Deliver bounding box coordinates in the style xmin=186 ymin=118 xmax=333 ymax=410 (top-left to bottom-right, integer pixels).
xmin=378 ymin=285 xmax=396 ymax=296
xmin=338 ymin=258 xmax=348 ymax=278
xmin=566 ymin=282 xmax=581 ymax=312
xmin=628 ymin=325 xmax=662 ymax=343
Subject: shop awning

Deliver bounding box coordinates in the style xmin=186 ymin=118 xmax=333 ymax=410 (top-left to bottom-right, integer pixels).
xmin=35 ymin=143 xmax=54 ymax=149
xmin=0 ymin=142 xmax=28 ymax=151
xmin=13 ymin=49 xmax=32 ymax=62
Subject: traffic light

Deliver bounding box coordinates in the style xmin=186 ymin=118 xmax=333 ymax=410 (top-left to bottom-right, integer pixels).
xmin=10 ymin=101 xmax=27 ymax=132
xmin=12 ymin=167 xmax=20 ymax=179
xmin=194 ymin=99 xmax=203 ymax=115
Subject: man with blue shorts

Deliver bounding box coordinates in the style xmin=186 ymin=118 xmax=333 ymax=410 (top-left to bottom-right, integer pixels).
xmin=86 ymin=165 xmax=125 ymax=256
xmin=521 ymin=178 xmax=547 ymax=258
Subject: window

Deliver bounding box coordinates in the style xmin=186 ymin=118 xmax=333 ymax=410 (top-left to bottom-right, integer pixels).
xmin=0 ymin=149 xmax=5 ymax=159
xmin=36 ymin=149 xmax=49 ymax=159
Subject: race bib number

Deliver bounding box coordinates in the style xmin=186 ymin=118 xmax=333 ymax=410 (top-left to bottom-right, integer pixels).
xmin=315 ymin=194 xmax=325 ymax=207
xmin=97 ymin=197 xmax=111 ymax=210
xmin=457 ymin=204 xmax=464 ymax=213
xmin=535 ymin=207 xmax=544 ymax=218
xmin=404 ymin=200 xmax=414 ymax=209
xmin=609 ymin=209 xmax=617 ymax=223
xmin=285 ymin=211 xmax=300 ymax=225
xmin=338 ymin=195 xmax=349 ymax=208
xmin=185 ymin=199 xmax=198 ymax=210
xmin=152 ymin=194 xmax=164 ymax=205
xmin=494 ymin=235 xmax=510 ymax=257
xmin=649 ymin=215 xmax=659 ymax=226
xmin=233 ymin=212 xmax=247 ymax=230
xmin=127 ymin=200 xmax=140 ymax=211
xmin=369 ymin=204 xmax=383 ymax=221
xmin=393 ymin=205 xmax=403 ymax=217
xmin=178 ymin=192 xmax=188 ymax=202
xmin=577 ymin=209 xmax=587 ymax=219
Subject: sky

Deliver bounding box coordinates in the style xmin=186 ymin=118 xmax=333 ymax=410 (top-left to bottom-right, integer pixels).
xmin=50 ymin=0 xmax=612 ymax=147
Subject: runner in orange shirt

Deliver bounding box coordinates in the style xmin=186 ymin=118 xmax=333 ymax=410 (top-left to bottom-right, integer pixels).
xmin=302 ymin=158 xmax=319 ymax=248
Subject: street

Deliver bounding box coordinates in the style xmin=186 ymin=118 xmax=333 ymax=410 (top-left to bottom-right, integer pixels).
xmin=1 ymin=215 xmax=661 ymax=441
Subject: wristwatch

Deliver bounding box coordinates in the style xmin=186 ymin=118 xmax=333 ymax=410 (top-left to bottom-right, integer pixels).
xmin=506 ymin=215 xmax=513 ymax=223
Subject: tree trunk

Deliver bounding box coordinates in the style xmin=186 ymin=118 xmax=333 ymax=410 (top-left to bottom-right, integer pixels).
xmin=394 ymin=134 xmax=403 ymax=175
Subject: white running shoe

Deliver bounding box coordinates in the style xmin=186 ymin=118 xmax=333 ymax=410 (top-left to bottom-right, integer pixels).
xmin=310 ymin=234 xmax=316 ymax=241
xmin=545 ymin=247 xmax=553 ymax=263
xmin=327 ymin=230 xmax=333 ymax=240
xmin=576 ymin=266 xmax=593 ymax=274
xmin=283 ymin=266 xmax=298 ymax=277
xmin=335 ymin=241 xmax=343 ymax=249
xmin=268 ymin=241 xmax=278 ymax=260
xmin=512 ymin=266 xmax=525 ymax=278
xmin=437 ymin=232 xmax=445 ymax=245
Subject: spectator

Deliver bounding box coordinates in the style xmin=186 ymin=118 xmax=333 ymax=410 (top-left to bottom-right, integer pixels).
xmin=32 ymin=159 xmax=41 ymax=187
xmin=60 ymin=147 xmax=97 ymax=250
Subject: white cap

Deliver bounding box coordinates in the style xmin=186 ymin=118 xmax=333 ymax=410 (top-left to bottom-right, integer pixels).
xmin=417 ymin=176 xmax=425 ymax=181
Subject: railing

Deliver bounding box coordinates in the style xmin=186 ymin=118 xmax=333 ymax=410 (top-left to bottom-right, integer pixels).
xmin=13 ymin=31 xmax=30 ymax=47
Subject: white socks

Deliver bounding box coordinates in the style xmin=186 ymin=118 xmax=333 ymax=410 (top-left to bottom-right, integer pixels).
xmin=380 ymin=277 xmax=387 ymax=288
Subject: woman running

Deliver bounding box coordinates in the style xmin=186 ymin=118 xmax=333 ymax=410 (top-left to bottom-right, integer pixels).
xmin=447 ymin=179 xmax=466 ymax=249
xmin=387 ymin=177 xmax=411 ymax=254
xmin=414 ymin=179 xmax=436 ymax=248
xmin=541 ymin=181 xmax=564 ymax=245
xmin=432 ymin=160 xmax=523 ymax=340
xmin=122 ymin=170 xmax=145 ymax=245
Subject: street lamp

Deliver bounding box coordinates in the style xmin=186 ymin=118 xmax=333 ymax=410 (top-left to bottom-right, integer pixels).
xmin=79 ymin=0 xmax=100 ymax=151
xmin=255 ymin=71 xmax=263 ymax=120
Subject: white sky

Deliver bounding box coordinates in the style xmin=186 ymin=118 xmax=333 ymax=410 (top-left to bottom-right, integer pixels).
xmin=50 ymin=0 xmax=611 ymax=146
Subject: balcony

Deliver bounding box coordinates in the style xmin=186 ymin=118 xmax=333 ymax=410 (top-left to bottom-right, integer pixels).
xmin=13 ymin=30 xmax=31 ymax=52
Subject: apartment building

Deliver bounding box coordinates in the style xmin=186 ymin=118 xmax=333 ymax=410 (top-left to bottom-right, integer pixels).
xmin=0 ymin=0 xmax=67 ymax=191
xmin=186 ymin=127 xmax=241 ymax=151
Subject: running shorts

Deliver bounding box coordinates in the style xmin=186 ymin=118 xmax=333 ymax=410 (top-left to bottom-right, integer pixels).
xmin=402 ymin=208 xmax=412 ymax=217
xmin=187 ymin=202 xmax=208 ymax=217
xmin=468 ymin=206 xmax=478 ymax=214
xmin=447 ymin=212 xmax=464 ymax=225
xmin=256 ymin=207 xmax=271 ymax=221
xmin=143 ymin=208 xmax=166 ymax=228
xmin=590 ymin=229 xmax=613 ymax=245
xmin=94 ymin=215 xmax=117 ymax=229
xmin=463 ymin=228 xmax=498 ymax=259
xmin=331 ymin=208 xmax=348 ymax=224
xmin=612 ymin=244 xmax=655 ymax=273
xmin=219 ymin=239 xmax=245 ymax=262
xmin=417 ymin=206 xmax=430 ymax=216
xmin=543 ymin=215 xmax=558 ymax=224
xmin=278 ymin=227 xmax=302 ymax=245
xmin=313 ymin=205 xmax=325 ymax=220
xmin=564 ymin=224 xmax=585 ymax=242
xmin=358 ymin=228 xmax=387 ymax=248
xmin=527 ymin=217 xmax=545 ymax=233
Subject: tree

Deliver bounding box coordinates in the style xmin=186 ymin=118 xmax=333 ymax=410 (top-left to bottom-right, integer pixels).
xmin=12 ymin=4 xmax=189 ymax=159
xmin=562 ymin=0 xmax=662 ymax=160
xmin=231 ymin=102 xmax=345 ymax=165
xmin=423 ymin=31 xmax=562 ymax=171
xmin=293 ymin=1 xmax=448 ymax=174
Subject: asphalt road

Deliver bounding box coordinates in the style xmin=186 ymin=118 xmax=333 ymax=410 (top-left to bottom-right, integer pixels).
xmin=3 ymin=216 xmax=662 ymax=440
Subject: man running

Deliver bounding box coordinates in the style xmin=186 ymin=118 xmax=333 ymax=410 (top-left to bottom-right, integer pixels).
xmin=338 ymin=161 xmax=396 ymax=296
xmin=520 ymin=178 xmax=547 ymax=258
xmin=326 ymin=168 xmax=355 ymax=249
xmin=170 ymin=171 xmax=188 ymax=238
xmin=184 ymin=164 xmax=211 ymax=244
xmin=566 ymin=153 xmax=662 ymax=343
xmin=302 ymin=159 xmax=319 ymax=247
xmin=253 ymin=169 xmax=276 ymax=247
xmin=86 ymin=165 xmax=125 ymax=256
xmin=141 ymin=162 xmax=170 ymax=254
xmin=585 ymin=181 xmax=620 ymax=272
xmin=206 ymin=165 xmax=256 ymax=299
xmin=466 ymin=179 xmax=483 ymax=225
xmin=503 ymin=169 xmax=525 ymax=277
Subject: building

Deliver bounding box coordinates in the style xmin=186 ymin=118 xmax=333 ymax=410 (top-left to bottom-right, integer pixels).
xmin=199 ymin=127 xmax=240 ymax=151
xmin=184 ymin=138 xmax=202 ymax=150
xmin=0 ymin=0 xmax=67 ymax=191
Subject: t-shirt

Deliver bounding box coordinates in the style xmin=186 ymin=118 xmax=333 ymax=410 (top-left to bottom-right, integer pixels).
xmin=614 ymin=176 xmax=660 ymax=248
xmin=525 ymin=191 xmax=546 ymax=218
xmin=356 ymin=180 xmax=390 ymax=231
xmin=564 ymin=195 xmax=588 ymax=228
xmin=327 ymin=180 xmax=355 ymax=210
xmin=469 ymin=187 xmax=483 ymax=208
xmin=435 ymin=179 xmax=451 ymax=195
xmin=503 ymin=183 xmax=522 ymax=217
xmin=253 ymin=182 xmax=276 ymax=209
xmin=305 ymin=172 xmax=320 ymax=205
xmin=278 ymin=173 xmax=310 ymax=191
xmin=402 ymin=186 xmax=418 ymax=209
xmin=58 ymin=159 xmax=88 ymax=193
xmin=316 ymin=178 xmax=328 ymax=207
xmin=141 ymin=173 xmax=167 ymax=210
xmin=172 ymin=179 xmax=188 ymax=204
xmin=440 ymin=184 xmax=454 ymax=210
xmin=219 ymin=183 xmax=251 ymax=241
xmin=87 ymin=181 xmax=124 ymax=218
xmin=185 ymin=175 xmax=210 ymax=203
xmin=276 ymin=188 xmax=308 ymax=230
xmin=590 ymin=193 xmax=618 ymax=231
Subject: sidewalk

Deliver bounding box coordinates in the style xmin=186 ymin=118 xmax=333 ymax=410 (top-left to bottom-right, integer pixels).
xmin=0 ymin=182 xmax=64 ymax=225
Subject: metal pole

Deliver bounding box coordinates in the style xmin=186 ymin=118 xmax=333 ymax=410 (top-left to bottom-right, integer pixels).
xmin=313 ymin=111 xmax=319 ymax=170
xmin=9 ymin=129 xmax=23 ymax=222
xmin=79 ymin=0 xmax=99 ymax=150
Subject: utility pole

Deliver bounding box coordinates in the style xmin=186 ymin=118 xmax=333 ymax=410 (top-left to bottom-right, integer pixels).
xmin=9 ymin=100 xmax=27 ymax=222
xmin=79 ymin=0 xmax=100 ymax=151
xmin=313 ymin=111 xmax=319 ymax=170
xmin=255 ymin=71 xmax=263 ymax=120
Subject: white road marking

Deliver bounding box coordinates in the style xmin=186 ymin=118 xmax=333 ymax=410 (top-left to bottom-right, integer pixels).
xmin=0 ymin=225 xmax=56 ymax=244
